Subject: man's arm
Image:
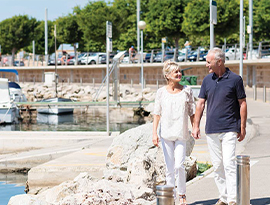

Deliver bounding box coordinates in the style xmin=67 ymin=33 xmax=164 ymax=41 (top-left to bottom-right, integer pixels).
xmin=238 ymin=98 xmax=247 ymax=142
xmin=191 ymin=98 xmax=206 ymax=139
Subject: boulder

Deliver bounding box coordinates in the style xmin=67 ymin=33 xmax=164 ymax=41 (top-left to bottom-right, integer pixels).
xmin=8 ymin=195 xmax=46 ymax=205
xmin=105 ymin=123 xmax=196 ymax=188
xmin=9 ymin=173 xmax=155 ymax=205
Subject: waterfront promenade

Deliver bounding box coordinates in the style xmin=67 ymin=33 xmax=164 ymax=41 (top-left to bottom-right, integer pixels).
xmin=185 ymin=90 xmax=270 ymax=205
xmin=4 ymin=86 xmax=270 ymax=204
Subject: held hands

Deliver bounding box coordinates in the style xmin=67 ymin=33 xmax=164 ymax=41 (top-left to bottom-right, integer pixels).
xmin=191 ymin=127 xmax=201 ymax=140
xmin=237 ymin=127 xmax=246 ymax=142
xmin=152 ymin=133 xmax=159 ymax=147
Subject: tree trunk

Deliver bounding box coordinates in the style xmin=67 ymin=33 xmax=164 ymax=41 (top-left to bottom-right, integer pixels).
xmin=12 ymin=48 xmax=17 ymax=66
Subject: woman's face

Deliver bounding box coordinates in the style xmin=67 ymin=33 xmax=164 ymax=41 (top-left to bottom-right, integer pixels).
xmin=167 ymin=68 xmax=182 ymax=82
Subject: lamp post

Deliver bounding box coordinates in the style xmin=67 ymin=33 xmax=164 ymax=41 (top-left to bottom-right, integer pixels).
xmin=138 ymin=20 xmax=146 ymax=92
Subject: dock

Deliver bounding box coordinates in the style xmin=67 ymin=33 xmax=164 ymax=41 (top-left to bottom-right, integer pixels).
xmin=16 ymin=101 xmax=154 ymax=111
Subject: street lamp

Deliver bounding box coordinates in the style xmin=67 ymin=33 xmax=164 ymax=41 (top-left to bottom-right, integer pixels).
xmin=138 ymin=20 xmax=146 ymax=92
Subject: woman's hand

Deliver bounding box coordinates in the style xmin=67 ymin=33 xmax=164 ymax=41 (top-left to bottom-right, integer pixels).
xmin=152 ymin=133 xmax=159 ymax=147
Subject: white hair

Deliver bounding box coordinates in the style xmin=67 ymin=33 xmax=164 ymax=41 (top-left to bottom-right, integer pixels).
xmin=208 ymin=47 xmax=225 ymax=63
xmin=163 ymin=60 xmax=180 ymax=82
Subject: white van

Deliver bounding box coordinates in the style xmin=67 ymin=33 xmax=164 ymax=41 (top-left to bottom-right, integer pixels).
xmin=81 ymin=52 xmax=106 ymax=65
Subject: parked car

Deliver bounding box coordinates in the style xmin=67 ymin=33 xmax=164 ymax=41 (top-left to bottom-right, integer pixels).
xmin=178 ymin=52 xmax=187 ymax=62
xmin=13 ymin=61 xmax=24 ymax=66
xmin=81 ymin=52 xmax=106 ymax=65
xmin=153 ymin=51 xmax=174 ymax=62
xmin=144 ymin=53 xmax=153 ymax=63
xmin=187 ymin=50 xmax=208 ymax=62
xmin=48 ymin=53 xmax=62 ymax=65
xmin=121 ymin=52 xmax=131 ymax=64
xmin=225 ymin=48 xmax=240 ymax=60
xmin=200 ymin=52 xmax=208 ymax=61
xmin=100 ymin=53 xmax=115 ymax=64
xmin=73 ymin=52 xmax=91 ymax=65
xmin=67 ymin=55 xmax=75 ymax=65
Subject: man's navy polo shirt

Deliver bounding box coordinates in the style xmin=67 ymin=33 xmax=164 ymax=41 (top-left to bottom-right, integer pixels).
xmin=198 ymin=68 xmax=246 ymax=134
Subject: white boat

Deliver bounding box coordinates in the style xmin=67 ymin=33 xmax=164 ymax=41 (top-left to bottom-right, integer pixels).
xmin=8 ymin=81 xmax=27 ymax=102
xmin=37 ymin=97 xmax=74 ymax=115
xmin=37 ymin=25 xmax=74 ymax=115
xmin=37 ymin=113 xmax=74 ymax=124
xmin=0 ymin=78 xmax=18 ymax=124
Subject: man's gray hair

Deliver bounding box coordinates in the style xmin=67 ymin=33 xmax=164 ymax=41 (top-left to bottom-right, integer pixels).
xmin=208 ymin=47 xmax=225 ymax=63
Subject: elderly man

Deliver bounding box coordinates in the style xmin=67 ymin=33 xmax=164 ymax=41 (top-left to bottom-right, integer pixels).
xmin=192 ymin=48 xmax=247 ymax=205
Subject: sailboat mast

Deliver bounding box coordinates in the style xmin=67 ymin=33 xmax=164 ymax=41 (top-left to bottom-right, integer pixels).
xmin=54 ymin=24 xmax=58 ymax=98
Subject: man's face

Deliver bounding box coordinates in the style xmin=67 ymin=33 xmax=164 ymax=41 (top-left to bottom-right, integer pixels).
xmin=205 ymin=52 xmax=217 ymax=73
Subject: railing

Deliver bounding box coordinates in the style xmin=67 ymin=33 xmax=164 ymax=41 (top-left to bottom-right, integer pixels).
xmin=1 ymin=41 xmax=270 ymax=68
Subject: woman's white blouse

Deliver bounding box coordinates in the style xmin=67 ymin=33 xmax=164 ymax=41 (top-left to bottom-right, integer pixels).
xmin=153 ymin=86 xmax=195 ymax=141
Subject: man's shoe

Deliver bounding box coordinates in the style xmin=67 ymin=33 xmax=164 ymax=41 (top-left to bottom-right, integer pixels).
xmin=228 ymin=202 xmax=236 ymax=205
xmin=215 ymin=199 xmax=228 ymax=205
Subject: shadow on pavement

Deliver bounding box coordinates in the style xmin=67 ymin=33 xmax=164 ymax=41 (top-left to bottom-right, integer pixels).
xmin=189 ymin=197 xmax=270 ymax=205
xmin=189 ymin=198 xmax=218 ymax=205
xmin=251 ymin=197 xmax=270 ymax=205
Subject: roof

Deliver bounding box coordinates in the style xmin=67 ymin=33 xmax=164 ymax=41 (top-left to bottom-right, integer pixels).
xmin=57 ymin=44 xmax=75 ymax=51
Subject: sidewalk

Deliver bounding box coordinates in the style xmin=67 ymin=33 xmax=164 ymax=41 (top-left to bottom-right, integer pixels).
xmin=185 ymin=92 xmax=270 ymax=205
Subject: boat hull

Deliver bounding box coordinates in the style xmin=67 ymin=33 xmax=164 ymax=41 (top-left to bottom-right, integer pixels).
xmin=37 ymin=107 xmax=74 ymax=115
xmin=37 ymin=98 xmax=74 ymax=115
xmin=0 ymin=107 xmax=17 ymax=124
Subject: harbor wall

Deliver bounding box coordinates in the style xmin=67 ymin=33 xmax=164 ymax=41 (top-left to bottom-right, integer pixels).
xmin=1 ymin=60 xmax=270 ymax=87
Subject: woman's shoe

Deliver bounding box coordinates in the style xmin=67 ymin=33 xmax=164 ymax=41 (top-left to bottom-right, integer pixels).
xmin=179 ymin=195 xmax=188 ymax=205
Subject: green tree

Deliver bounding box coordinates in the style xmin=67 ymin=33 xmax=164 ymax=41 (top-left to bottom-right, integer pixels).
xmin=111 ymin=0 xmax=158 ymax=51
xmin=0 ymin=15 xmax=37 ymax=63
xmin=146 ymin=0 xmax=188 ymax=60
xmin=110 ymin=0 xmax=138 ymax=51
xmin=74 ymin=1 xmax=113 ymax=52
xmin=24 ymin=20 xmax=55 ymax=55
xmin=253 ymin=0 xmax=270 ymax=42
xmin=55 ymin=14 xmax=83 ymax=58
xmin=182 ymin=0 xmax=248 ymax=47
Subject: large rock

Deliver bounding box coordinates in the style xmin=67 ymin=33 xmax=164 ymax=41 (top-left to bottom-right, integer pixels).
xmin=9 ymin=173 xmax=155 ymax=205
xmin=105 ymin=123 xmax=197 ymax=188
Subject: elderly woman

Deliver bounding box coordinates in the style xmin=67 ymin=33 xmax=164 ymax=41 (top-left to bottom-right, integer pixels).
xmin=152 ymin=60 xmax=195 ymax=205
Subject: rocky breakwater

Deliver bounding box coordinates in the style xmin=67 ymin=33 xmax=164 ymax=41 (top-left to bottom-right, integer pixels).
xmin=9 ymin=123 xmax=197 ymax=205
xmin=20 ymin=83 xmax=156 ymax=103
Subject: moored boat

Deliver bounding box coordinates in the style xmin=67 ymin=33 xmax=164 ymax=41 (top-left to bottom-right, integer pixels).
xmin=37 ymin=97 xmax=74 ymax=114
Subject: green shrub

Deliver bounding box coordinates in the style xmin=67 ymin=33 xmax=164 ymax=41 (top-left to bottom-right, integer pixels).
xmin=196 ymin=162 xmax=212 ymax=176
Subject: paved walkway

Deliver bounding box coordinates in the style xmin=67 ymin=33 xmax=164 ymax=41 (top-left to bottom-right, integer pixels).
xmin=185 ymin=89 xmax=270 ymax=205
xmin=8 ymin=86 xmax=270 ymax=204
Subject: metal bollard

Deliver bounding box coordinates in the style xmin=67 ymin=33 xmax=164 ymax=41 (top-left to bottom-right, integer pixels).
xmin=236 ymin=155 xmax=250 ymax=205
xmin=253 ymin=85 xmax=257 ymax=101
xmin=156 ymin=185 xmax=174 ymax=205
xmin=263 ymin=85 xmax=266 ymax=102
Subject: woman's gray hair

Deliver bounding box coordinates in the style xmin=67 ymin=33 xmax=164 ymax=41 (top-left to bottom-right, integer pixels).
xmin=163 ymin=60 xmax=180 ymax=82
xmin=208 ymin=47 xmax=225 ymax=63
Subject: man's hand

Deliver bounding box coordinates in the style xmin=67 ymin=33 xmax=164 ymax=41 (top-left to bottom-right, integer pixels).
xmin=237 ymin=127 xmax=246 ymax=142
xmin=192 ymin=127 xmax=201 ymax=140
xmin=152 ymin=134 xmax=159 ymax=147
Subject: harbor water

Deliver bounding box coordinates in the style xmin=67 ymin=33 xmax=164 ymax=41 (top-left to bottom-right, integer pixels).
xmin=0 ymin=107 xmax=147 ymax=132
xmin=0 ymin=107 xmax=148 ymax=203
xmin=0 ymin=173 xmax=27 ymax=205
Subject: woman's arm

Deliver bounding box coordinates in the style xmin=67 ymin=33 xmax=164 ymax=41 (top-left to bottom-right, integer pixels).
xmin=153 ymin=114 xmax=160 ymax=147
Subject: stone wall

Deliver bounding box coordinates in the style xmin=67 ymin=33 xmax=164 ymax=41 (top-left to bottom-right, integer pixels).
xmin=2 ymin=59 xmax=270 ymax=87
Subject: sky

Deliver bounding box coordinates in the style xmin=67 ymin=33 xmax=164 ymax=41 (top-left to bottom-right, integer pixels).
xmin=0 ymin=0 xmax=91 ymax=22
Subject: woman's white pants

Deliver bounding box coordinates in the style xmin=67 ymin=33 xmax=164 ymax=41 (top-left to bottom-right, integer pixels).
xmin=206 ymin=132 xmax=237 ymax=204
xmin=161 ymin=137 xmax=186 ymax=196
